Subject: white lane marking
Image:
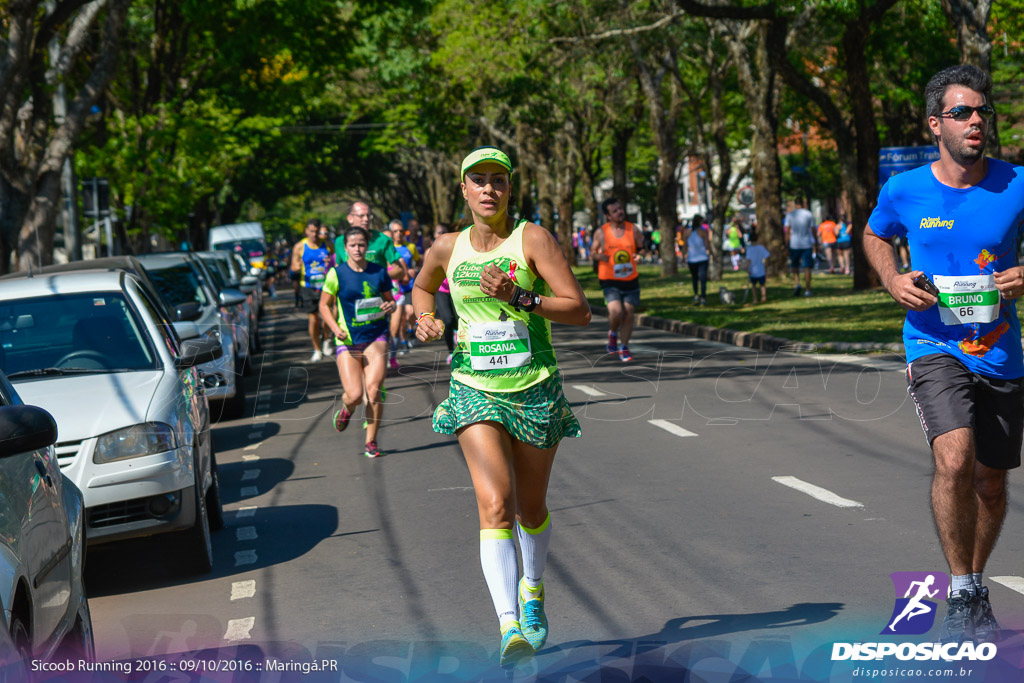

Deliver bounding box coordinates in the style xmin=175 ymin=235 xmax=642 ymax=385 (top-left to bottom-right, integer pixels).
xmin=248 ymin=431 xmax=263 ymax=439
xmin=255 ymin=413 xmax=270 ymax=420
xmin=242 ymin=454 xmax=260 ymax=462
xmin=241 ymin=469 xmax=260 ymax=481
xmin=648 ymin=419 xmax=698 ymax=438
xmin=990 ymin=576 xmax=1024 ymax=596
xmin=235 ymin=550 xmax=257 ymax=566
xmin=427 ymin=487 xmax=475 ymax=492
xmin=235 ymin=506 xmax=257 ymax=519
xmin=231 ymin=580 xmax=256 ymax=601
xmin=224 ymin=617 xmax=255 ymax=641
xmin=236 ymin=526 xmax=257 ymax=541
xmin=572 ymin=384 xmax=609 ymax=398
xmin=772 ymin=476 xmax=864 ymax=508
xmin=240 ymin=486 xmax=259 ymax=497
xmin=244 ymin=443 xmax=261 ymax=451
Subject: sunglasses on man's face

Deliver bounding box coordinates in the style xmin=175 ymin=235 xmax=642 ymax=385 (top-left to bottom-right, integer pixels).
xmin=937 ymin=104 xmax=995 ymax=121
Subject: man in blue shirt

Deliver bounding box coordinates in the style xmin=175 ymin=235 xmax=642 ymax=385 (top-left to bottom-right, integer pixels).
xmin=864 ymin=64 xmax=1024 ymax=645
xmin=784 ymin=198 xmax=817 ymax=297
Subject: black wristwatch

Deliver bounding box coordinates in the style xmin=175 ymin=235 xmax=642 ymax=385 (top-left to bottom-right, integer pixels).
xmin=510 ymin=285 xmax=540 ymax=312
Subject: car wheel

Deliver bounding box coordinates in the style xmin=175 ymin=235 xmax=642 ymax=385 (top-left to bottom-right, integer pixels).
xmin=9 ymin=614 xmax=30 ymax=665
xmin=206 ymin=454 xmax=225 ymax=531
xmin=179 ymin=472 xmax=213 ymax=575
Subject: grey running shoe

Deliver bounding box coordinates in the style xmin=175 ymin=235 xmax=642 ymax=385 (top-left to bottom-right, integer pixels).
xmin=974 ymin=586 xmax=1001 ymax=643
xmin=939 ymin=590 xmax=977 ymax=644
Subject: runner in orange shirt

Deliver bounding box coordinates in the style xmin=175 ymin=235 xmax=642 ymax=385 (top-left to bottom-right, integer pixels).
xmin=818 ymin=216 xmax=838 ymax=274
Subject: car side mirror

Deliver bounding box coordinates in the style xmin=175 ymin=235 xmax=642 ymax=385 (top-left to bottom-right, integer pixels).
xmin=218 ymin=289 xmax=246 ymax=307
xmin=175 ymin=302 xmax=202 ymax=322
xmin=176 ymin=337 xmax=223 ymax=369
xmin=0 ymin=405 xmax=58 ymax=457
xmin=172 ymin=321 xmax=201 ymax=341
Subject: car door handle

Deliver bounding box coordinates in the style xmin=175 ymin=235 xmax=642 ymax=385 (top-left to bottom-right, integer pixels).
xmin=34 ymin=459 xmax=53 ymax=488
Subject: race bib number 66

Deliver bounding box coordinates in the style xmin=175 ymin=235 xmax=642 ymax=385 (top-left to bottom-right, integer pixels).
xmin=934 ymin=274 xmax=999 ymax=325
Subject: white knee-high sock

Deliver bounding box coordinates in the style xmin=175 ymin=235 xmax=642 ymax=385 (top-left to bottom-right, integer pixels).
xmin=480 ymin=529 xmax=519 ymax=627
xmin=517 ymin=513 xmax=551 ymax=590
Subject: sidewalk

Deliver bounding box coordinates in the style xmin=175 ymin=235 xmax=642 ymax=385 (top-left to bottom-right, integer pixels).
xmin=589 ymin=303 xmax=906 ymax=355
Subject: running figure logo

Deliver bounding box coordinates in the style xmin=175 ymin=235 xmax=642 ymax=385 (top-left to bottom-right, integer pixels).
xmin=882 ymin=572 xmax=949 ymax=635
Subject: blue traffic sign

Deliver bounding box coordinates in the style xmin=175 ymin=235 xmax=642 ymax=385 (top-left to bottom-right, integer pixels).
xmin=879 ymin=146 xmax=939 ymax=185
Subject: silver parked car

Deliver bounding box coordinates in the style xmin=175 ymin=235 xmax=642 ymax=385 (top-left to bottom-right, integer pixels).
xmin=0 ymin=368 xmax=93 ymax=661
xmin=138 ymin=252 xmax=248 ymax=419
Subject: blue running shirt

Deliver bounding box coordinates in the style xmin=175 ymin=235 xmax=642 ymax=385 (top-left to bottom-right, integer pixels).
xmin=322 ymin=262 xmax=393 ymax=345
xmin=869 ymin=159 xmax=1024 ymax=378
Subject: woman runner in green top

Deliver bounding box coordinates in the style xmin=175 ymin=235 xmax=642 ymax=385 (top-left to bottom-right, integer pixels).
xmin=413 ymin=147 xmax=590 ymax=668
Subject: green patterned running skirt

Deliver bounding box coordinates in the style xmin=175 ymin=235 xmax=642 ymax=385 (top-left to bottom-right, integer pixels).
xmin=433 ymin=373 xmax=582 ymax=449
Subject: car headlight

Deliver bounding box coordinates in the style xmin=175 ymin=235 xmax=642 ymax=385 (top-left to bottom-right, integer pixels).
xmin=93 ymin=422 xmax=179 ymax=464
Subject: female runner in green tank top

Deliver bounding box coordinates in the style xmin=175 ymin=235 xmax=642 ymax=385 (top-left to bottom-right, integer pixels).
xmin=413 ymin=147 xmax=590 ymax=668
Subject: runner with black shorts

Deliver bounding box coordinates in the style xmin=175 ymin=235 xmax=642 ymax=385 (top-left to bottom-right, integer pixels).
xmin=864 ymin=64 xmax=1024 ymax=645
xmin=592 ymin=197 xmax=643 ymax=362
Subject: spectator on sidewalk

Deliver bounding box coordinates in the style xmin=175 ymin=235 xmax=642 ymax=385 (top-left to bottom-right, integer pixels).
xmin=784 ymin=198 xmax=818 ymax=297
xmin=744 ymin=231 xmax=771 ymax=304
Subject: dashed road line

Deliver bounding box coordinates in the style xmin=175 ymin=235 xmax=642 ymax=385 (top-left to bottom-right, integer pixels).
xmin=572 ymin=384 xmax=609 ymax=398
xmin=236 ymin=506 xmax=257 ymax=519
xmin=231 ymin=581 xmax=256 ymax=601
xmin=234 ymin=550 xmax=257 ymax=566
xmin=242 ymin=454 xmax=261 ymax=462
xmin=990 ymin=576 xmax=1024 ymax=596
xmin=648 ymin=419 xmax=698 ymax=438
xmin=772 ymin=476 xmax=864 ymax=509
xmin=244 ymin=442 xmax=261 ymax=451
xmin=224 ymin=617 xmax=255 ymax=641
xmin=240 ymin=486 xmax=259 ymax=497
xmin=236 ymin=526 xmax=257 ymax=541
xmin=241 ymin=469 xmax=260 ymax=481
xmin=248 ymin=431 xmax=263 ymax=439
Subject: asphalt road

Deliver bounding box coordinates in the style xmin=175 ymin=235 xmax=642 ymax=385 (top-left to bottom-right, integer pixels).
xmin=79 ymin=292 xmax=1024 ymax=681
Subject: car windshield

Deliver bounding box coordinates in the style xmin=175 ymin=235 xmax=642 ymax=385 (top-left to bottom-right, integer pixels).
xmin=214 ymin=240 xmax=265 ymax=258
xmin=145 ymin=263 xmax=210 ymax=308
xmin=0 ymin=293 xmax=159 ymax=378
xmin=200 ymin=257 xmax=230 ymax=289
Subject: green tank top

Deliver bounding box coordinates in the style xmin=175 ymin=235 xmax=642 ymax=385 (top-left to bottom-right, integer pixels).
xmin=446 ymin=219 xmax=555 ymax=392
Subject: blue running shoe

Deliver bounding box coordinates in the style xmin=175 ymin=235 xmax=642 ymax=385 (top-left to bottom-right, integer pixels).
xmin=499 ymin=623 xmax=533 ymax=667
xmin=518 ymin=578 xmax=548 ymax=651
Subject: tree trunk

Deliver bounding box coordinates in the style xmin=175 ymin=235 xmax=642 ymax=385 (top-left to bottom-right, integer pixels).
xmin=16 ymin=170 xmax=61 ymax=269
xmin=554 ymin=132 xmax=578 ymax=264
xmin=725 ymin=20 xmax=786 ymax=277
xmin=611 ymin=126 xmax=632 ymax=207
xmin=940 ymin=0 xmax=998 ymax=157
xmin=0 ymin=175 xmax=30 ymax=273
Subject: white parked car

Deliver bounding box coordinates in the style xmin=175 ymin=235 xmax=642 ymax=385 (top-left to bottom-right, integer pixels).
xmin=0 ymin=271 xmax=224 ymax=574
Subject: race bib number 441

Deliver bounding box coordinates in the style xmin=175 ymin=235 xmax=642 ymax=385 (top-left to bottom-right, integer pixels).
xmin=467 ymin=320 xmax=532 ymax=371
xmin=934 ymin=274 xmax=999 ymax=325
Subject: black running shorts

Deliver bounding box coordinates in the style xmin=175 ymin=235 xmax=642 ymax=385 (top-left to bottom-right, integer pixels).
xmin=906 ymin=353 xmax=1024 ymax=470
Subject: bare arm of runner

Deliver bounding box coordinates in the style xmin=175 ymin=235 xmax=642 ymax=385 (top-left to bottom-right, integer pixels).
xmin=478 ymin=223 xmax=591 ymax=326
xmin=318 ymin=289 xmax=347 ymax=341
xmin=591 ymin=227 xmax=608 ymax=261
xmin=863 ymin=224 xmax=935 ymax=312
xmin=412 ymin=232 xmax=457 ymax=342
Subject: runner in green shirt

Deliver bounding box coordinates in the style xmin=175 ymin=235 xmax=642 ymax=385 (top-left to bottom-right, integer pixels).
xmin=413 ymin=147 xmax=590 ymax=668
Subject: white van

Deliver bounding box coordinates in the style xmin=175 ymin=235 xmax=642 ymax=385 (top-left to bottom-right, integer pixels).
xmin=209 ymin=222 xmax=270 ymax=284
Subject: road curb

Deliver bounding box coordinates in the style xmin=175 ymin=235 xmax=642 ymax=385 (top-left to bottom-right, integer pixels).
xmin=589 ymin=304 xmax=905 ymax=355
